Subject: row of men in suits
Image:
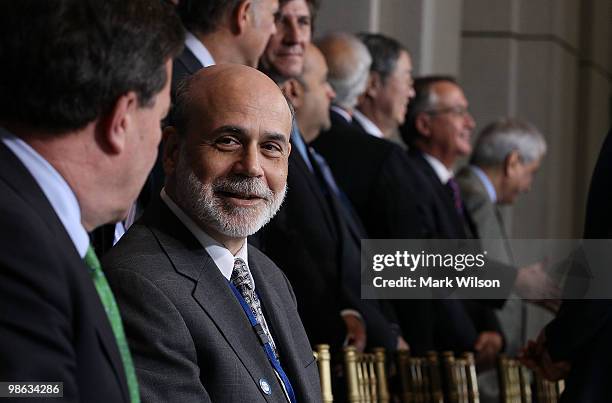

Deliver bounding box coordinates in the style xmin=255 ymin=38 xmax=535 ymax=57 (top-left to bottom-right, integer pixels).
xmin=303 ymin=31 xmax=558 ymax=402
xmin=306 ymin=29 xmax=611 ymax=402
xmin=311 ymin=32 xmax=507 ymax=364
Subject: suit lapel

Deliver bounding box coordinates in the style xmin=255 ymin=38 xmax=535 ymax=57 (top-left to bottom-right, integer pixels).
xmin=411 ymin=151 xmax=468 ymax=238
xmin=249 ymin=257 xmax=296 ymax=365
xmin=145 ymin=200 xmax=280 ymax=402
xmin=0 ymin=141 xmax=130 ymax=402
xmin=176 ymin=47 xmax=204 ymax=75
xmin=289 ymin=145 xmax=337 ymax=237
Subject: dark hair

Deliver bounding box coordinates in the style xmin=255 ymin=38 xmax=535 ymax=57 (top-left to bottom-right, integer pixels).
xmin=279 ymin=0 xmax=320 ymax=30
xmin=177 ymin=0 xmax=244 ymax=35
xmin=0 ymin=0 xmax=184 ymax=134
xmin=356 ymin=33 xmax=407 ymax=83
xmin=399 ymin=75 xmax=458 ymax=146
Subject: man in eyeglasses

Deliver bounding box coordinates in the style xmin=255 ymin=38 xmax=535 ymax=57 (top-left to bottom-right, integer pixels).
xmin=400 ymin=76 xmax=505 ymax=368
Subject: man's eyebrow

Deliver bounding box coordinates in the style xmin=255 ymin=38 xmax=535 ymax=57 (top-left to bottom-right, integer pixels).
xmin=263 ymin=132 xmax=289 ymax=145
xmin=209 ymin=125 xmax=248 ymax=136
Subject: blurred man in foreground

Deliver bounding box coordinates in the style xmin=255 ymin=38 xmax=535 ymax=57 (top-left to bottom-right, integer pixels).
xmin=0 ymin=0 xmax=183 ymax=401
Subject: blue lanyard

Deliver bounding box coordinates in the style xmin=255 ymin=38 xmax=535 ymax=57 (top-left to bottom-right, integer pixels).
xmin=228 ymin=282 xmax=297 ymax=403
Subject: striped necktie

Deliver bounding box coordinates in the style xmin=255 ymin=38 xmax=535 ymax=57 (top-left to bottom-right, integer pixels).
xmin=84 ymin=246 xmax=140 ymax=403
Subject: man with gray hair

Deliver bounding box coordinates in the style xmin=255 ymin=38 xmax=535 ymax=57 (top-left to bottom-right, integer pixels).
xmin=456 ymin=118 xmax=547 ymax=346
xmin=459 ymin=118 xmax=546 ymax=207
xmin=317 ymin=32 xmax=372 ymax=119
xmin=456 ymin=118 xmax=548 ymax=402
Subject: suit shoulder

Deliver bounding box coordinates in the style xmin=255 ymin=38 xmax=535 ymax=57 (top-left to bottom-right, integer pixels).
xmin=102 ymin=223 xmax=167 ymax=276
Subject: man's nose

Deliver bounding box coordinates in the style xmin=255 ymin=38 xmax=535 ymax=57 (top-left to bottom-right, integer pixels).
xmin=234 ymin=146 xmax=264 ymax=177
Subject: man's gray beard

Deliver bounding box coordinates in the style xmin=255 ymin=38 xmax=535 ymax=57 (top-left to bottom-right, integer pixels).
xmin=174 ymin=157 xmax=286 ymax=238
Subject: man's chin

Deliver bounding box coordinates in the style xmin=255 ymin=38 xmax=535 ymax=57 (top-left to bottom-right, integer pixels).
xmin=274 ymin=59 xmax=303 ymax=78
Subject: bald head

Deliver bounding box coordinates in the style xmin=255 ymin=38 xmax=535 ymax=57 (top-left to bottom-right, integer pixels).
xmin=292 ymin=43 xmax=335 ymax=142
xmin=173 ymin=64 xmax=293 ymax=136
xmin=316 ymin=32 xmax=371 ymax=110
xmin=163 ymin=64 xmax=293 ymax=249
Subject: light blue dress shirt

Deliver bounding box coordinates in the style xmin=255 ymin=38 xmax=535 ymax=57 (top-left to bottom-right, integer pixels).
xmin=0 ymin=129 xmax=89 ymax=258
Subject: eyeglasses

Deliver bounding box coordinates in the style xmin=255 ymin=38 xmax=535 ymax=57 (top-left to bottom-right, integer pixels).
xmin=425 ymin=105 xmax=471 ymax=118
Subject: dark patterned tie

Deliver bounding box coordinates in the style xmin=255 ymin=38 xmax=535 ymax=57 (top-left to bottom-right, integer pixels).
xmin=446 ymin=177 xmax=464 ymax=216
xmin=231 ymin=258 xmax=278 ymax=357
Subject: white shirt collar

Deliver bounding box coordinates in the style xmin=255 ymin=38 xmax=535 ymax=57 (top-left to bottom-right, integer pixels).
xmin=423 ymin=153 xmax=454 ymax=184
xmin=160 ymin=188 xmax=248 ymax=282
xmin=1 ymin=130 xmax=89 ymax=257
xmin=470 ymin=165 xmax=497 ymax=203
xmin=352 ymin=109 xmax=384 ymax=138
xmin=330 ymin=105 xmax=352 ymax=123
xmin=184 ymin=31 xmax=216 ymax=68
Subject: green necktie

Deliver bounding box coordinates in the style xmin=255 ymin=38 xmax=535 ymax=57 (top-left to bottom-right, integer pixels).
xmin=84 ymin=245 xmax=140 ymax=403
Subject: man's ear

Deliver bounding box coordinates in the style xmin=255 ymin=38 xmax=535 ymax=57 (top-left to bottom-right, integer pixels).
xmin=280 ymin=79 xmax=305 ymax=110
xmin=504 ymin=150 xmax=521 ymax=177
xmin=364 ymin=72 xmax=382 ymax=98
xmin=415 ymin=112 xmax=432 ymax=138
xmin=100 ymin=91 xmax=138 ymax=154
xmin=162 ymin=126 xmax=182 ymax=178
xmin=232 ymin=0 xmax=253 ymax=35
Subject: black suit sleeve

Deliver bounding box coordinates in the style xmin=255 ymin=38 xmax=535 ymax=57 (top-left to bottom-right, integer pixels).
xmin=0 ymin=209 xmax=80 ymax=402
xmin=257 ymin=207 xmax=348 ymax=349
xmin=545 ymin=128 xmax=612 ymax=362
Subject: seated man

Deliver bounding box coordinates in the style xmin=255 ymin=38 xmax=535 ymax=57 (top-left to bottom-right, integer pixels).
xmin=103 ymin=65 xmax=320 ymax=403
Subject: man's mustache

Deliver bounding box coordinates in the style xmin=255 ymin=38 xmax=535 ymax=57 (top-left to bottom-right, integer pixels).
xmin=212 ymin=176 xmax=273 ymax=201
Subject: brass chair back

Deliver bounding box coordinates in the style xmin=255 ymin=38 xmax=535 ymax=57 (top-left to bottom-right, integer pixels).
xmin=314 ymin=344 xmax=334 ymax=403
xmin=344 ymin=346 xmax=390 ymax=403
xmin=535 ymin=375 xmax=564 ymax=403
xmin=441 ymin=351 xmax=479 ymax=403
xmin=396 ymin=351 xmax=444 ymax=403
xmin=498 ymin=355 xmax=532 ymax=403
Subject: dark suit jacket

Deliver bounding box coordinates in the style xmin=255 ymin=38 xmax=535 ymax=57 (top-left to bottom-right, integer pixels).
xmin=256 ymin=131 xmax=401 ymax=351
xmin=0 ymin=140 xmax=129 ymax=403
xmin=103 ymin=198 xmax=321 ymax=403
xmin=312 ymin=111 xmax=437 ymax=353
xmin=312 ymin=109 xmax=436 ymax=239
xmin=545 ymin=128 xmax=612 ymax=402
xmin=406 ymin=149 xmax=504 ymax=353
xmin=407 ymin=149 xmax=473 ymax=238
xmin=171 ymin=46 xmax=205 ymax=99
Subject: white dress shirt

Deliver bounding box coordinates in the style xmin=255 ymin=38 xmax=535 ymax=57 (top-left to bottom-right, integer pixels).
xmin=423 ymin=153 xmax=454 ymax=184
xmin=352 ymin=109 xmax=384 ymax=138
xmin=184 ymin=31 xmax=216 ymax=68
xmin=1 ymin=129 xmax=89 ymax=258
xmin=330 ymin=105 xmax=352 ymax=123
xmin=160 ymin=188 xmax=249 ymax=281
